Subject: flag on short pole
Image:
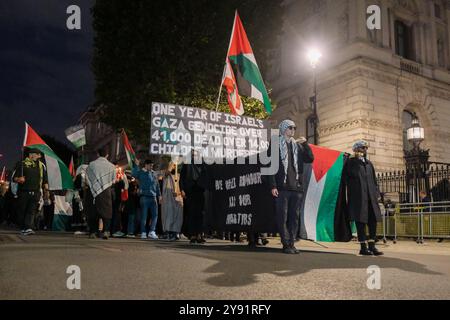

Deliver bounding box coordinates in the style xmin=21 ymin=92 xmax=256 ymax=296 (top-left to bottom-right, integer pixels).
xmin=0 ymin=166 xmax=6 ymax=182
xmin=23 ymin=122 xmax=74 ymax=190
xmin=69 ymin=155 xmax=76 ymax=178
xmin=122 ymin=129 xmax=136 ymax=169
xmin=65 ymin=124 xmax=86 ymax=149
xmin=223 ymin=11 xmax=272 ymax=115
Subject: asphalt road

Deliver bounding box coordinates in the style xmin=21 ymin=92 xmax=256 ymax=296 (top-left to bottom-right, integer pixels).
xmin=1 ymin=230 xmax=449 ymax=300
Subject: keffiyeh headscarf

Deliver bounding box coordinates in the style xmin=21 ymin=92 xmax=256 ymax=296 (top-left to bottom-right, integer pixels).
xmin=279 ymin=119 xmax=299 ymax=183
xmin=352 ymin=140 xmax=369 ymax=152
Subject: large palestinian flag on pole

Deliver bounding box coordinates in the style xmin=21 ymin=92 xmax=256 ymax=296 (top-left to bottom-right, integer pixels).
xmin=224 ymin=11 xmax=272 ymax=115
xmin=23 ymin=123 xmax=74 ymax=190
xmin=300 ymin=145 xmax=352 ymax=242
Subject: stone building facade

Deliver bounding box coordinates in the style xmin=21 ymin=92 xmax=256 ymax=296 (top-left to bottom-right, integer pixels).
xmin=268 ymin=0 xmax=450 ymax=172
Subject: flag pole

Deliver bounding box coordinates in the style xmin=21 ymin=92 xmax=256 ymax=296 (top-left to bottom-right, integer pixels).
xmin=215 ymin=63 xmax=227 ymax=112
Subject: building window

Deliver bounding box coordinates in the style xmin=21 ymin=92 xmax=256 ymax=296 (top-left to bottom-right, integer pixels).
xmin=306 ymin=115 xmax=315 ymax=144
xmin=402 ymin=110 xmax=415 ymax=152
xmin=434 ymin=4 xmax=441 ymax=19
xmin=395 ymin=20 xmax=415 ymax=61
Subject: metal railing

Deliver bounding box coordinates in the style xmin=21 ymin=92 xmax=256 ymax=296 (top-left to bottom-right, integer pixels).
xmin=377 ymin=201 xmax=450 ymax=244
xmin=377 ymin=162 xmax=450 ymax=203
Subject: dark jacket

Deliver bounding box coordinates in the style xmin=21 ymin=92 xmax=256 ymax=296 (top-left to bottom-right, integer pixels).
xmin=180 ymin=164 xmax=205 ymax=194
xmin=343 ymin=156 xmax=382 ymax=224
xmin=267 ymin=141 xmax=314 ymax=191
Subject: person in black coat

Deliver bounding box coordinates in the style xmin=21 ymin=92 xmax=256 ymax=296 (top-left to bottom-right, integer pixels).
xmin=344 ymin=140 xmax=383 ymax=256
xmin=267 ymin=119 xmax=314 ymax=254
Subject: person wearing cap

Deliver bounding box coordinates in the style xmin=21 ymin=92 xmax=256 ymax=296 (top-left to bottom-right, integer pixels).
xmin=344 ymin=140 xmax=383 ymax=256
xmin=267 ymin=119 xmax=314 ymax=254
xmin=132 ymin=158 xmax=162 ymax=240
xmin=12 ymin=148 xmax=49 ymax=235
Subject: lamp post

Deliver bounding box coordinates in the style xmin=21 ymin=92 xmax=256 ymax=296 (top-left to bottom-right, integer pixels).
xmin=404 ymin=113 xmax=430 ymax=203
xmin=308 ymin=49 xmax=321 ymax=145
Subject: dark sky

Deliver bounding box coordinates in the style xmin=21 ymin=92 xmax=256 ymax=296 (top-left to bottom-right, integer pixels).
xmin=0 ymin=0 xmax=94 ymax=169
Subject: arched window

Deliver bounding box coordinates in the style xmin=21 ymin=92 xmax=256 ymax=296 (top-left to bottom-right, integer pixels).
xmin=402 ymin=110 xmax=415 ymax=151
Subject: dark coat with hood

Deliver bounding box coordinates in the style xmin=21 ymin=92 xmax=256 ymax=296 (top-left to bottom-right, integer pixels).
xmin=343 ymin=156 xmax=382 ymax=224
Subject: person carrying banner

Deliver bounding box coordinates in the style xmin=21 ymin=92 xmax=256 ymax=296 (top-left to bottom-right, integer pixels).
xmin=85 ymin=148 xmax=116 ymax=239
xmin=268 ymin=120 xmax=314 ymax=254
xmin=12 ymin=148 xmax=49 ymax=235
xmin=161 ymin=162 xmax=183 ymax=241
xmin=343 ymin=140 xmax=383 ymax=256
xmin=132 ymin=158 xmax=162 ymax=240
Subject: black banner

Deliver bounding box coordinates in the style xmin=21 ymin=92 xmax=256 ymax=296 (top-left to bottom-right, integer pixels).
xmin=202 ymin=163 xmax=277 ymax=233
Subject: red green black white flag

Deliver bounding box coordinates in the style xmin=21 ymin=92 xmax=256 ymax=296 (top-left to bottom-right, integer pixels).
xmin=222 ymin=11 xmax=272 ymax=115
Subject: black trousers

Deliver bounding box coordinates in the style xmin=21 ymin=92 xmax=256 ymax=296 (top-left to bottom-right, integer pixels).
xmin=355 ymin=200 xmax=378 ymax=242
xmin=275 ymin=190 xmax=303 ymax=248
xmin=186 ymin=190 xmax=205 ymax=236
xmin=17 ymin=191 xmax=40 ymax=230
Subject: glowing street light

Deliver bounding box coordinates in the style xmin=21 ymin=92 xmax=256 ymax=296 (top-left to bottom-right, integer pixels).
xmin=308 ymin=49 xmax=322 ymax=69
xmin=307 ymin=48 xmax=322 ymax=145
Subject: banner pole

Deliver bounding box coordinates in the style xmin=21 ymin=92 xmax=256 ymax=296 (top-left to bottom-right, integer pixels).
xmin=215 ymin=63 xmax=226 ymax=112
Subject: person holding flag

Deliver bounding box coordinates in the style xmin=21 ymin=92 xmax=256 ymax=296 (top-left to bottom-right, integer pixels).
xmin=12 ymin=148 xmax=49 ymax=235
xmin=267 ymin=120 xmax=314 ymax=254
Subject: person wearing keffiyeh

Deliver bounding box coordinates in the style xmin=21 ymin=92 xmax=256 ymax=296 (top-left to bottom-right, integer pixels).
xmin=267 ymin=119 xmax=314 ymax=254
xmin=85 ymin=148 xmax=117 ymax=239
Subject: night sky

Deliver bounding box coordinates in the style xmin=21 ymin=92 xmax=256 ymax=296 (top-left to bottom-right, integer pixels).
xmin=0 ymin=0 xmax=94 ymax=169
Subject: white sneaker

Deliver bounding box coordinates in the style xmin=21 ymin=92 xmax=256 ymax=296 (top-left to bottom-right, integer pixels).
xmin=148 ymin=231 xmax=158 ymax=240
xmin=126 ymin=234 xmax=135 ymax=238
xmin=141 ymin=232 xmax=147 ymax=239
xmin=23 ymin=229 xmax=35 ymax=235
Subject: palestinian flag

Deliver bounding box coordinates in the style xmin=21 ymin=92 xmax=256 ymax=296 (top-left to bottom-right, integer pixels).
xmin=122 ymin=129 xmax=136 ymax=169
xmin=69 ymin=155 xmax=76 ymax=177
xmin=224 ymin=11 xmax=272 ymax=115
xmin=65 ymin=124 xmax=86 ymax=149
xmin=52 ymin=195 xmax=73 ymax=231
xmin=300 ymin=145 xmax=352 ymax=242
xmin=23 ymin=123 xmax=74 ymax=190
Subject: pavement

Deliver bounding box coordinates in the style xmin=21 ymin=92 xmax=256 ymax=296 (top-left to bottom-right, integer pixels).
xmin=0 ymin=229 xmax=449 ymax=300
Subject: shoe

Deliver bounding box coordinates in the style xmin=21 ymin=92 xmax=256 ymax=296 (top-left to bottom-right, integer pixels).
xmin=141 ymin=232 xmax=147 ymax=239
xmin=113 ymin=231 xmax=125 ymax=238
xmin=197 ymin=238 xmax=206 ymax=244
xmin=282 ymin=247 xmax=296 ymax=254
xmin=126 ymin=234 xmax=135 ymax=238
xmin=368 ymin=241 xmax=384 ymax=256
xmin=190 ymin=238 xmax=198 ymax=244
xmin=89 ymin=233 xmax=97 ymax=239
xmin=22 ymin=229 xmax=35 ymax=235
xmin=291 ymin=246 xmax=301 ymax=254
xmin=102 ymin=232 xmax=110 ymax=240
xmin=359 ymin=242 xmax=373 ymax=256
xmin=261 ymin=239 xmax=269 ymax=246
xmin=148 ymin=231 xmax=158 ymax=240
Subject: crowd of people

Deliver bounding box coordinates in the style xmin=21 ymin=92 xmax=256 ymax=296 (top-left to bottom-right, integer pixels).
xmin=0 ymin=147 xmax=271 ymax=248
xmin=0 ymin=118 xmax=392 ymax=255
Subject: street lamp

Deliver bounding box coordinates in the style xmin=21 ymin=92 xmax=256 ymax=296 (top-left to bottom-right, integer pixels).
xmin=308 ymin=49 xmax=321 ymax=145
xmin=404 ymin=113 xmax=430 ymax=203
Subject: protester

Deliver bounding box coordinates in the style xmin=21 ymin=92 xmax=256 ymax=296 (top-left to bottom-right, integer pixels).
xmin=344 ymin=140 xmax=383 ymax=256
xmin=161 ymin=162 xmax=183 ymax=241
xmin=132 ymin=158 xmax=161 ymax=240
xmin=12 ymin=148 xmax=49 ymax=235
xmin=42 ymin=191 xmax=54 ymax=230
xmin=124 ymin=176 xmax=139 ymax=238
xmin=180 ymin=150 xmax=206 ymax=244
xmin=112 ymin=167 xmax=129 ymax=237
xmin=0 ymin=182 xmax=8 ymax=224
xmin=267 ymin=120 xmax=314 ymax=254
xmin=85 ymin=148 xmax=116 ymax=239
